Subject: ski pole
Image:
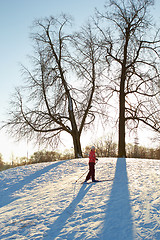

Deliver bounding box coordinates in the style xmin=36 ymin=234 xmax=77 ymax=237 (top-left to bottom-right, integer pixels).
xmin=75 ymin=169 xmax=88 ymax=183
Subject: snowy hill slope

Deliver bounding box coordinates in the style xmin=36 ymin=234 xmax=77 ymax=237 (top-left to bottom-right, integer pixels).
xmin=0 ymin=158 xmax=160 ymax=239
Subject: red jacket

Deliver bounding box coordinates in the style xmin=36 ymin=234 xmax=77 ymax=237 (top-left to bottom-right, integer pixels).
xmin=89 ymin=150 xmax=96 ymax=163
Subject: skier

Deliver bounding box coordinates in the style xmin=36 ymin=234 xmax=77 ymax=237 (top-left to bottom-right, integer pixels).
xmin=84 ymin=146 xmax=98 ymax=182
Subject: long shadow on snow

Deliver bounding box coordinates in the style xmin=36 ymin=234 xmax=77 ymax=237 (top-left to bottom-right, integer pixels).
xmin=45 ymin=183 xmax=92 ymax=239
xmin=0 ymin=160 xmax=65 ymax=208
xmin=100 ymin=158 xmax=134 ymax=240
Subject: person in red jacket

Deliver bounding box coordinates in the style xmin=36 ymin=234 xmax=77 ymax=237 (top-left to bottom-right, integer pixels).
xmin=84 ymin=146 xmax=98 ymax=182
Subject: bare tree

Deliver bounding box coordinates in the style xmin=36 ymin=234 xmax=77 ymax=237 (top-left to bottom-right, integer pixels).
xmin=4 ymin=15 xmax=105 ymax=158
xmin=95 ymin=0 xmax=160 ymax=157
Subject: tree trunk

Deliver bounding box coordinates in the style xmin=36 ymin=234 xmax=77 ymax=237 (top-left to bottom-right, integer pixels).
xmin=118 ymin=58 xmax=126 ymax=158
xmin=118 ymin=26 xmax=130 ymax=158
xmin=118 ymin=87 xmax=126 ymax=158
xmin=72 ymin=131 xmax=82 ymax=158
xmin=67 ymin=95 xmax=83 ymax=158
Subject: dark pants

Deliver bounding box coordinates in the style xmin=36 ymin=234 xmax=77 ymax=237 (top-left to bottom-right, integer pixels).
xmin=85 ymin=162 xmax=95 ymax=181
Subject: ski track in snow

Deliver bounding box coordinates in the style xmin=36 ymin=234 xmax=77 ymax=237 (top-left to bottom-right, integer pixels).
xmin=0 ymin=158 xmax=160 ymax=239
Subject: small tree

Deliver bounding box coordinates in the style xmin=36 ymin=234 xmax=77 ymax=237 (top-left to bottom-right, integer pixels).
xmin=95 ymin=0 xmax=160 ymax=157
xmin=29 ymin=150 xmax=60 ymax=163
xmin=0 ymin=153 xmax=4 ymax=170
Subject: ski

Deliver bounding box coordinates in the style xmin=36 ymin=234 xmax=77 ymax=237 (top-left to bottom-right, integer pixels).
xmin=81 ymin=178 xmax=114 ymax=184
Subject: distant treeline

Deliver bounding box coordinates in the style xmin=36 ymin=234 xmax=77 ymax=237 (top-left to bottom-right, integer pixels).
xmin=88 ymin=138 xmax=160 ymax=160
xmin=0 ymin=141 xmax=160 ymax=171
xmin=0 ymin=150 xmax=74 ymax=171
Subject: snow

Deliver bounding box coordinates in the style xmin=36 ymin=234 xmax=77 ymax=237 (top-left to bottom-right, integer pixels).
xmin=0 ymin=158 xmax=160 ymax=239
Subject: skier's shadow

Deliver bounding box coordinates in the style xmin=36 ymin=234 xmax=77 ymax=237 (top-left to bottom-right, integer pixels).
xmin=45 ymin=183 xmax=92 ymax=239
xmin=101 ymin=158 xmax=134 ymax=240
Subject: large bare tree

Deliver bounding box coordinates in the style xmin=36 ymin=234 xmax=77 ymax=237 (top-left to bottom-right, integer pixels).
xmin=95 ymin=0 xmax=160 ymax=157
xmin=5 ymin=15 xmax=105 ymax=158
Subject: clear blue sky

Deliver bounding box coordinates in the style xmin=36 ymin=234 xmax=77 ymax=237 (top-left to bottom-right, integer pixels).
xmin=0 ymin=0 xmax=160 ymax=162
xmin=0 ymin=0 xmax=104 ymax=117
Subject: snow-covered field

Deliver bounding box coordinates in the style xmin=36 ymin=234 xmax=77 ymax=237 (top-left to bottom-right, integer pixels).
xmin=0 ymin=158 xmax=160 ymax=239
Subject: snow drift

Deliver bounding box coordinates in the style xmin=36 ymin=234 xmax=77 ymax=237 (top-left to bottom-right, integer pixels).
xmin=0 ymin=158 xmax=160 ymax=239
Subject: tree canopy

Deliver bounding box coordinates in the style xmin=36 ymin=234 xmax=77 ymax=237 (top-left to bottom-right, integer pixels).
xmin=3 ymin=1 xmax=160 ymax=158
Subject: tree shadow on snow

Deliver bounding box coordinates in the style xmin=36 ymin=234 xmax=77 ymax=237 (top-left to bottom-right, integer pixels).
xmin=0 ymin=161 xmax=65 ymax=208
xmin=101 ymin=158 xmax=134 ymax=240
xmin=45 ymin=183 xmax=92 ymax=239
